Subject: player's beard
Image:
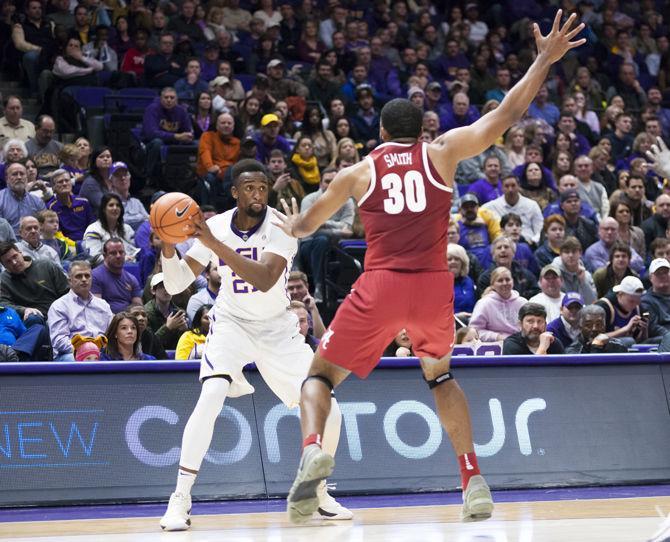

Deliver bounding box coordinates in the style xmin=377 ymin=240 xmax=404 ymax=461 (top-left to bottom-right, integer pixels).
xmin=247 ymin=203 xmax=266 ymax=217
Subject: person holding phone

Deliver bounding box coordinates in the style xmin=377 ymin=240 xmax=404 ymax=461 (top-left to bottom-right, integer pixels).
xmin=594 ymin=275 xmax=649 ymax=346
xmin=144 ymin=272 xmax=189 ymax=350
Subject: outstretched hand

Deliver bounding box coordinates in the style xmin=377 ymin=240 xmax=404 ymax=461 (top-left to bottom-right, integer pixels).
xmin=533 ymin=10 xmax=586 ymax=64
xmin=271 ymin=197 xmax=300 ymax=238
xmin=646 ymin=137 xmax=670 ymax=179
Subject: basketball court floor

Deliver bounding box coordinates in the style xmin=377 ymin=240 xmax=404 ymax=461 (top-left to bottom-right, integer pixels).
xmin=1 ymin=485 xmax=669 ymax=542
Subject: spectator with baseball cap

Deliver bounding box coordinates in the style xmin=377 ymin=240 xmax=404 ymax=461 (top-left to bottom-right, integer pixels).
xmin=528 ymin=264 xmax=565 ymax=322
xmin=144 ymin=272 xmax=188 ymax=350
xmin=108 ymin=161 xmax=149 ymax=231
xmin=560 ymin=189 xmax=598 ymax=251
xmin=595 ymin=275 xmax=649 ymax=345
xmin=641 ymin=258 xmax=670 ymax=340
xmin=547 ymin=292 xmax=584 ymax=349
xmin=253 ymin=113 xmax=293 ymax=164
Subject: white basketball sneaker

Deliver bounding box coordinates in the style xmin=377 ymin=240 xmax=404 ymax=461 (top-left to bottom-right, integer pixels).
xmin=648 ymin=513 xmax=670 ymax=542
xmin=461 ymin=475 xmax=494 ymax=522
xmin=287 ymin=444 xmax=335 ymax=524
xmin=315 ymin=481 xmax=353 ymax=520
xmin=160 ymin=492 xmax=192 ymax=531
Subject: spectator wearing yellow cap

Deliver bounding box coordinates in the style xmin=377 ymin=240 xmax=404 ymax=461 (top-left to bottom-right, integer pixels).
xmin=253 ymin=113 xmax=293 ymax=164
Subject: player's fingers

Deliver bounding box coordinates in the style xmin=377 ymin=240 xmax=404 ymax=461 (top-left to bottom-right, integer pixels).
xmin=646 ymin=150 xmax=656 ymax=162
xmin=658 ymin=137 xmax=668 ymax=152
xmin=532 ymin=22 xmax=542 ymax=42
xmin=551 ymin=9 xmax=562 ymax=33
xmin=271 ymin=207 xmax=287 ymax=221
xmin=291 ymin=197 xmax=299 ymax=215
xmin=567 ymin=38 xmax=586 ymax=49
xmin=561 ymin=12 xmax=577 ymax=34
xmin=565 ymin=22 xmax=585 ymax=40
xmin=279 ymin=198 xmax=291 ymax=215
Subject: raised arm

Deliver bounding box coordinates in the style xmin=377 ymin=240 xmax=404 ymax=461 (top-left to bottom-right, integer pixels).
xmin=273 ymin=163 xmax=361 ymax=239
xmin=431 ymin=11 xmax=585 ymax=167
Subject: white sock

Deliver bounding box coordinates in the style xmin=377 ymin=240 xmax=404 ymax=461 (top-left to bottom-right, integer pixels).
xmin=176 ymin=468 xmax=197 ymax=495
xmin=175 ymin=378 xmax=230 ymax=495
xmin=321 ymin=397 xmax=342 ymax=458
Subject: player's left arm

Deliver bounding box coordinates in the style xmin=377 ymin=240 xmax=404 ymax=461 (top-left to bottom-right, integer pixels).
xmin=190 ymin=220 xmax=287 ymax=292
xmin=272 ymin=166 xmax=358 ymax=238
xmin=430 ymin=11 xmax=584 ymax=166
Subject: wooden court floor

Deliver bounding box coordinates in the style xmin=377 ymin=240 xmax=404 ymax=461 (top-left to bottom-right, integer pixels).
xmin=1 ymin=495 xmax=669 ymax=542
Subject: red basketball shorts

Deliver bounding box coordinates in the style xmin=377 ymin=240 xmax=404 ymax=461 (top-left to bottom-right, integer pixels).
xmin=318 ymin=269 xmax=455 ymax=378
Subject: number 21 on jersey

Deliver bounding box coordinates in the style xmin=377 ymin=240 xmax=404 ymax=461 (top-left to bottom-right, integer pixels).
xmin=381 ymin=170 xmax=427 ymax=214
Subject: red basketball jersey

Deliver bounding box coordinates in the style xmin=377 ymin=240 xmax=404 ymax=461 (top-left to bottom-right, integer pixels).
xmin=359 ymin=141 xmax=452 ymax=272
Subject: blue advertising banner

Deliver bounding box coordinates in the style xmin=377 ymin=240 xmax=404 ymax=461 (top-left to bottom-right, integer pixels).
xmin=1 ymin=362 xmax=670 ymax=506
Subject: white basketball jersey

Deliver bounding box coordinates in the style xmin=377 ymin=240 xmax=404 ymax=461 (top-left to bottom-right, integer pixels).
xmin=186 ymin=208 xmax=297 ymax=321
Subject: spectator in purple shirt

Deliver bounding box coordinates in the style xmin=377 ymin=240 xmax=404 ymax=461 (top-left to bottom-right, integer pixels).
xmin=48 ymin=260 xmax=113 ymax=360
xmin=467 ymin=156 xmax=503 ymax=205
xmin=555 ymin=111 xmax=591 ymax=157
xmin=527 ymin=84 xmax=560 ymax=127
xmin=46 ymin=169 xmax=95 ymax=241
xmin=253 ymin=113 xmax=293 ymax=164
xmin=431 ymin=39 xmax=470 ymax=81
xmin=91 ymin=238 xmax=143 ymax=313
xmin=141 ymin=87 xmax=194 ymax=186
xmin=440 ymin=92 xmax=480 ymax=133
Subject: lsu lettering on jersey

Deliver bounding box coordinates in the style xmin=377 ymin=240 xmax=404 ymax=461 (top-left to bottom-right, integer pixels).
xmin=185 ymin=208 xmax=296 ymax=321
xmin=359 ymin=141 xmax=452 ymax=272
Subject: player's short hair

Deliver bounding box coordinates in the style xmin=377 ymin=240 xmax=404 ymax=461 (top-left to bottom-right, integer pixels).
xmin=231 ymin=159 xmax=270 ymax=186
xmin=380 ymin=99 xmax=423 ymax=140
xmin=518 ymin=302 xmax=547 ymax=322
xmin=289 ymin=300 xmax=306 ymax=310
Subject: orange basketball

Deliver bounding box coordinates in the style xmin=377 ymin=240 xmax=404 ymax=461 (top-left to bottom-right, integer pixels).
xmin=149 ymin=192 xmax=202 ymax=244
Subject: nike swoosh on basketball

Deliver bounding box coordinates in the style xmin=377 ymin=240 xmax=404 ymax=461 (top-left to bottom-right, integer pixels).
xmin=175 ymin=204 xmax=191 ymax=218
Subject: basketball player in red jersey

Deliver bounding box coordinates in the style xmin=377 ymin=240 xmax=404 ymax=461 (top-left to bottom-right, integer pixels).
xmin=274 ymin=11 xmax=585 ymax=524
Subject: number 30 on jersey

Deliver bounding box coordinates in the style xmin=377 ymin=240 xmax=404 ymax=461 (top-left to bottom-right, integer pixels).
xmin=381 ymin=170 xmax=427 ymax=215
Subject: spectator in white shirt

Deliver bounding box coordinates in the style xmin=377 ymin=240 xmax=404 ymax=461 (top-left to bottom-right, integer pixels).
xmin=528 ymin=264 xmax=566 ymax=322
xmin=482 ymin=174 xmax=544 ymax=245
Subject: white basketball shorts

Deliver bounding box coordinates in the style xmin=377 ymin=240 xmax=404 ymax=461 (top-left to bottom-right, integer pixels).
xmin=199 ymin=309 xmax=314 ymax=408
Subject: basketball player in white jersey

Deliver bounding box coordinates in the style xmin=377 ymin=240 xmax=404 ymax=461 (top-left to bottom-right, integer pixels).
xmin=158 ymin=159 xmax=351 ymax=531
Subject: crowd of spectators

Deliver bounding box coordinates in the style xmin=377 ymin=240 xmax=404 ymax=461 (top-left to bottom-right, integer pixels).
xmin=1 ymin=0 xmax=670 ymax=360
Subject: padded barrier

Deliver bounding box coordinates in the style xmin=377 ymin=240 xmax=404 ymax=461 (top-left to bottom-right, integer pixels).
xmin=0 ymin=354 xmax=669 ymax=506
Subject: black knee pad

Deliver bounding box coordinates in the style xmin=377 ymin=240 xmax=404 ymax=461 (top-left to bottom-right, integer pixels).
xmin=302 ymin=374 xmax=334 ymax=392
xmin=425 ymin=371 xmax=454 ymax=389
xmin=202 ymin=374 xmax=233 ymax=384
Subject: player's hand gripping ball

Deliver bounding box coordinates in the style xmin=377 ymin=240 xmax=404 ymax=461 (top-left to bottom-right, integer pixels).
xmin=149 ymin=192 xmax=202 ymax=244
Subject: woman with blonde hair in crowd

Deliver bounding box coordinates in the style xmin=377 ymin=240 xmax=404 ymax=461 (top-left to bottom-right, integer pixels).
xmin=469 ymin=267 xmax=527 ymax=342
xmin=329 ymin=137 xmax=361 ymax=169
xmin=447 ymin=243 xmax=476 ymax=322
xmin=203 ymin=6 xmax=226 ymax=41
xmin=503 ymin=125 xmax=526 ymax=168
xmin=74 ymin=137 xmax=92 ymax=172
xmin=589 ymin=146 xmax=617 ymax=195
